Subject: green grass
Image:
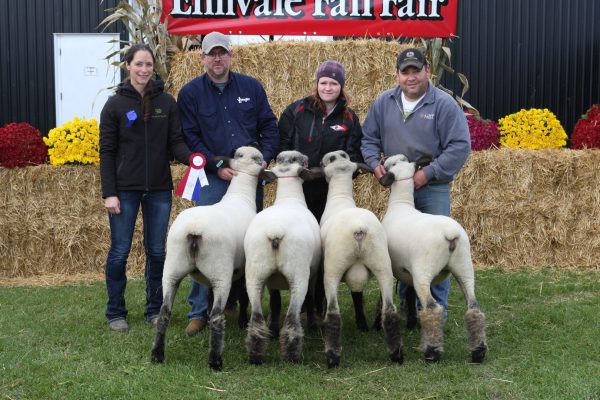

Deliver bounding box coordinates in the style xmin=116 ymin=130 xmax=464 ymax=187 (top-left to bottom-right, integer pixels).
xmin=1 ymin=268 xmax=599 ymax=400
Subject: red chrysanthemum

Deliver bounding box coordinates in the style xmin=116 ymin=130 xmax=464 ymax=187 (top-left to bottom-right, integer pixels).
xmin=466 ymin=114 xmax=499 ymax=151
xmin=0 ymin=122 xmax=48 ymax=168
xmin=571 ymin=105 xmax=600 ymax=149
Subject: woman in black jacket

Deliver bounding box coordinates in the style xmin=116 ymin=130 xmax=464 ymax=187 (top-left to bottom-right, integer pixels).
xmin=278 ymin=60 xmax=364 ymax=319
xmin=99 ymin=44 xmax=192 ymax=332
xmin=279 ymin=60 xmax=363 ymax=221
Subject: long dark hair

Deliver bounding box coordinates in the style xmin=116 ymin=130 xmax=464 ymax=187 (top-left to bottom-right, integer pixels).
xmin=124 ymin=44 xmax=155 ymax=122
xmin=309 ymin=86 xmax=350 ymax=116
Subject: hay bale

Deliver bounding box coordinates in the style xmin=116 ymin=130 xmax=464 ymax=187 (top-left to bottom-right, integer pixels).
xmin=2 ymin=149 xmax=600 ymax=279
xmin=167 ymin=40 xmax=408 ymax=121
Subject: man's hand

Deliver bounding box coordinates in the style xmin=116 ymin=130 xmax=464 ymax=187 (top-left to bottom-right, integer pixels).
xmin=104 ymin=196 xmax=120 ymax=215
xmin=413 ymin=169 xmax=428 ymax=190
xmin=374 ymin=164 xmax=387 ymax=180
xmin=217 ymin=167 xmax=237 ymax=181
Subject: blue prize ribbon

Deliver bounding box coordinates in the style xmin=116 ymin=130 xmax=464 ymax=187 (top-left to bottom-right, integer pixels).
xmin=126 ymin=110 xmax=137 ymax=127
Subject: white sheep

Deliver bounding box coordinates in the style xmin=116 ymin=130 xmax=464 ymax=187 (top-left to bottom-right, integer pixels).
xmin=380 ymin=154 xmax=487 ymax=363
xmin=151 ymin=146 xmax=265 ymax=371
xmin=243 ymin=150 xmax=321 ymax=364
xmin=319 ymin=150 xmax=403 ymax=368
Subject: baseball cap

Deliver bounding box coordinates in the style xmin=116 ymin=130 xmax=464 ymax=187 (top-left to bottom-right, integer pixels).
xmin=396 ymin=48 xmax=427 ymax=71
xmin=202 ymin=32 xmax=231 ymax=54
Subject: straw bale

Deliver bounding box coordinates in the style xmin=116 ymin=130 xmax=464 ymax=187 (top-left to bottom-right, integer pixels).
xmin=2 ymin=149 xmax=600 ymax=280
xmin=167 ymin=40 xmax=408 ymax=121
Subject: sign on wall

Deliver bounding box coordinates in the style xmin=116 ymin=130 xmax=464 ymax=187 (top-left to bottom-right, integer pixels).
xmin=162 ymin=0 xmax=458 ymax=38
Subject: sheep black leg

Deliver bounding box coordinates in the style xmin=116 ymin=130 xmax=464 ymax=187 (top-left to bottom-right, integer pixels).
xmin=237 ymin=280 xmax=250 ymax=329
xmin=419 ymin=304 xmax=444 ymax=362
xmin=208 ymin=307 xmax=225 ymax=371
xmin=465 ymin=307 xmax=487 ymax=363
xmin=304 ymin=288 xmax=318 ymax=332
xmin=245 ymin=312 xmax=270 ymax=365
xmin=150 ymin=304 xmax=171 ymax=363
xmin=382 ymin=308 xmax=404 ymax=364
xmin=405 ymin=286 xmax=418 ymax=330
xmin=268 ymin=289 xmax=281 ymax=338
xmin=314 ymin=266 xmax=326 ymax=318
xmin=151 ymin=279 xmax=180 ymax=364
xmin=324 ymin=311 xmax=342 ymax=368
xmin=351 ymin=291 xmax=369 ymax=332
xmin=372 ymin=295 xmax=383 ymax=331
xmin=280 ymin=313 xmax=304 ymax=363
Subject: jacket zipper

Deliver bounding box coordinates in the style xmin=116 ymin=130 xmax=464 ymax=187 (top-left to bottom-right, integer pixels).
xmin=144 ymin=116 xmax=149 ymax=191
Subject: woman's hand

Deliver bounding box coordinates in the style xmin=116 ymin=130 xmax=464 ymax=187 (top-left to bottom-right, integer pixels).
xmin=104 ymin=196 xmax=121 ymax=215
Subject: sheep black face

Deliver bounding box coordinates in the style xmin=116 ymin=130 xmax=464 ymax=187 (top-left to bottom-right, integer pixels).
xmin=214 ymin=146 xmax=264 ymax=172
xmin=273 ymin=150 xmax=309 ymax=176
xmin=380 ymin=154 xmax=415 ymax=187
xmin=320 ymin=150 xmax=357 ymax=180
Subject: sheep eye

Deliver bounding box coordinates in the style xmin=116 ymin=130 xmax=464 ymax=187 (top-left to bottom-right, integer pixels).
xmin=341 ymin=153 xmax=348 ymax=159
xmin=329 ymin=155 xmax=336 ymax=163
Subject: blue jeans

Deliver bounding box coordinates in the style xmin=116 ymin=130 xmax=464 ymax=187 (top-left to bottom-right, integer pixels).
xmin=105 ymin=190 xmax=172 ymax=322
xmin=187 ymin=172 xmax=264 ymax=321
xmin=399 ymin=183 xmax=451 ymax=316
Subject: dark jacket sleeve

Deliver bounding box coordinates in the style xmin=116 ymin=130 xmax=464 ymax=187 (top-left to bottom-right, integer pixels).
xmin=278 ymin=102 xmax=297 ymax=152
xmin=178 ymin=86 xmax=219 ymax=173
xmin=166 ymin=97 xmax=192 ymax=165
xmin=254 ymin=82 xmax=279 ymax=164
xmin=99 ymin=98 xmax=119 ymax=198
xmin=346 ymin=109 xmax=364 ymax=164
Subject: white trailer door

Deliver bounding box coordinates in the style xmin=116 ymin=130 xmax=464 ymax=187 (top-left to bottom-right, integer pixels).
xmin=54 ymin=33 xmax=120 ymax=126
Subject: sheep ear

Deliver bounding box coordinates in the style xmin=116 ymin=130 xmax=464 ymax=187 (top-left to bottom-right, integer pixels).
xmin=379 ymin=172 xmax=395 ymax=187
xmin=299 ymin=167 xmax=324 ymax=181
xmin=213 ymin=156 xmax=231 ymax=169
xmin=260 ymin=170 xmax=278 ymax=184
xmin=415 ymin=156 xmax=432 ymax=170
xmin=355 ymin=163 xmax=374 ymax=174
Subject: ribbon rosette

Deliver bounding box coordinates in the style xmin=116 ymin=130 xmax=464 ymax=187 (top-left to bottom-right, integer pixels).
xmin=175 ymin=153 xmax=209 ymax=201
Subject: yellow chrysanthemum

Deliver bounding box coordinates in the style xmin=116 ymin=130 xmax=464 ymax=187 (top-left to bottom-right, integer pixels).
xmin=498 ymin=108 xmax=567 ymax=149
xmin=43 ymin=117 xmax=100 ymax=165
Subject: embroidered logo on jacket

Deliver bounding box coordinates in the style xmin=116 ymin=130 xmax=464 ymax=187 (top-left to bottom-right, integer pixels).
xmin=421 ymin=113 xmax=435 ymax=120
xmin=237 ymin=97 xmax=250 ymax=103
xmin=330 ymin=124 xmax=348 ymax=133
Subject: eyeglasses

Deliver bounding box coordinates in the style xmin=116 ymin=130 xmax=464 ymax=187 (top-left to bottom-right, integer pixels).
xmin=204 ymin=50 xmax=230 ymax=60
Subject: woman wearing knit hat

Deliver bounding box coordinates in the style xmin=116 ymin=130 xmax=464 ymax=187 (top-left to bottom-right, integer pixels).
xmin=278 ymin=59 xmax=364 ymax=324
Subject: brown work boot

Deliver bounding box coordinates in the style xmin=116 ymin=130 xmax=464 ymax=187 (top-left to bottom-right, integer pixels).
xmin=185 ymin=319 xmax=206 ymax=336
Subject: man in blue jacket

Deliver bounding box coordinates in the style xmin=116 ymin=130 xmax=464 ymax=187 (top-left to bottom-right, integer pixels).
xmin=178 ymin=31 xmax=279 ymax=336
xmin=361 ymin=47 xmax=470 ymax=323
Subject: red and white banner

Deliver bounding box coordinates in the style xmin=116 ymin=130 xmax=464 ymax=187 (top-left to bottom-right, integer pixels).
xmin=162 ymin=0 xmax=458 ymax=38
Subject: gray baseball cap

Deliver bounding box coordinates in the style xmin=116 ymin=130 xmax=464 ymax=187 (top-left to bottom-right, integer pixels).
xmin=201 ymin=32 xmax=231 ymax=54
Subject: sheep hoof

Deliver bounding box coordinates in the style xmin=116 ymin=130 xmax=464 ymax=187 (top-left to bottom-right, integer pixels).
xmin=371 ymin=316 xmax=382 ymax=331
xmin=389 ymin=348 xmax=404 ymax=364
xmin=151 ymin=350 xmax=164 ymax=364
xmin=209 ymin=356 xmax=223 ymax=371
xmin=326 ymin=352 xmax=340 ymax=369
xmin=238 ymin=313 xmax=249 ymax=330
xmin=356 ymin=319 xmax=369 ymax=332
xmin=424 ymin=346 xmax=441 ymax=363
xmin=249 ymin=355 xmax=265 ymax=365
xmin=406 ymin=316 xmax=418 ymax=330
xmin=471 ymin=343 xmax=487 ymax=364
